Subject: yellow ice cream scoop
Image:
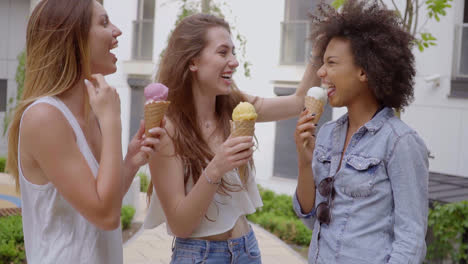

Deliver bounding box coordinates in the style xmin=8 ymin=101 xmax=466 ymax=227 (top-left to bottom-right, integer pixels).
xmin=232 ymin=102 xmax=257 ymax=121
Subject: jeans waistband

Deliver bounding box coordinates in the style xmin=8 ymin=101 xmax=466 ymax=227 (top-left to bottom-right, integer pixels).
xmin=174 ymin=228 xmax=256 ymax=253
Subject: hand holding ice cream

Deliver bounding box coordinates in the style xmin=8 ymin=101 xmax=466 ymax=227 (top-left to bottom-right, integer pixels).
xmin=144 ymin=83 xmax=170 ymax=137
xmin=303 ymin=87 xmax=327 ymax=146
xmin=231 ymin=102 xmax=257 ymax=184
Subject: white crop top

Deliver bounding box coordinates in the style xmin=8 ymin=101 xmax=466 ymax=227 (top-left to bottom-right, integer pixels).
xmin=143 ymin=168 xmax=263 ymax=237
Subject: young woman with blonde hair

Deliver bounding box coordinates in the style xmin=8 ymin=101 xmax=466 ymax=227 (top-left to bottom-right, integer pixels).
xmin=143 ymin=13 xmax=320 ymax=263
xmin=6 ymin=0 xmax=164 ymax=263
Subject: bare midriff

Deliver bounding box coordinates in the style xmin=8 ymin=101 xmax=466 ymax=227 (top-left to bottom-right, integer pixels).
xmin=192 ymin=215 xmax=250 ymax=241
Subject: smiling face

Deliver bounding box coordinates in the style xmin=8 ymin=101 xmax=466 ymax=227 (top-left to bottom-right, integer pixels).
xmin=190 ymin=26 xmax=239 ymax=96
xmin=317 ymin=37 xmax=370 ymax=108
xmin=88 ymin=1 xmax=122 ymax=75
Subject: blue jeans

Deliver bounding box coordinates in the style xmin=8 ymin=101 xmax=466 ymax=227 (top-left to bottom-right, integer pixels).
xmin=170 ymin=228 xmax=262 ymax=264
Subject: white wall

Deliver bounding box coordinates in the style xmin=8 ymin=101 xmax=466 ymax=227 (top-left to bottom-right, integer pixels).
xmin=0 ymin=0 xmax=30 ymax=157
xmin=153 ymin=1 xmax=179 ymax=69
xmin=104 ymin=0 xmax=139 ymax=154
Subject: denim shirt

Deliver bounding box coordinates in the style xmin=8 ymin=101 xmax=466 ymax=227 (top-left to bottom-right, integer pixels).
xmin=293 ymin=107 xmax=429 ymax=264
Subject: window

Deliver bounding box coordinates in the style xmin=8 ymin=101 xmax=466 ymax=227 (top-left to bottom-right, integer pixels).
xmin=132 ymin=0 xmax=155 ymax=60
xmin=455 ymin=3 xmax=468 ymax=77
xmin=451 ymin=0 xmax=468 ymax=97
xmin=0 ymin=80 xmax=6 ymax=112
xmin=459 ymin=3 xmax=468 ymax=76
xmin=280 ymin=0 xmax=316 ymax=65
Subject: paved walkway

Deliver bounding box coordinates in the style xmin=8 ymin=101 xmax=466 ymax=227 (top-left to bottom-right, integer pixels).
xmin=123 ymin=193 xmax=307 ymax=264
xmin=0 ymin=173 xmax=20 ymax=209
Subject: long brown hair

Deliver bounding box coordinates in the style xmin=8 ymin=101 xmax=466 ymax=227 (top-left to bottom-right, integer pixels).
xmin=6 ymin=0 xmax=93 ymax=191
xmin=147 ymin=13 xmax=254 ymax=199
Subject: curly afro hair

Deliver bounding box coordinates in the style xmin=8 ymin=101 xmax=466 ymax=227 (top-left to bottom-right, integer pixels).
xmin=310 ymin=0 xmax=415 ymax=109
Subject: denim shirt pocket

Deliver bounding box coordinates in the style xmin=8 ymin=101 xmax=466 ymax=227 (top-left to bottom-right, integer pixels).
xmin=340 ymin=155 xmax=381 ymax=198
xmin=313 ymin=146 xmax=332 ymax=182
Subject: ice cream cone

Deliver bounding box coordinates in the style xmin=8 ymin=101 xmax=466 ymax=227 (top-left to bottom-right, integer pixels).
xmin=144 ymin=101 xmax=170 ymax=137
xmin=304 ymin=96 xmax=325 ymax=122
xmin=230 ymin=120 xmax=255 ymax=137
xmin=230 ymin=120 xmax=255 ymax=184
xmin=303 ymin=96 xmax=325 ymax=147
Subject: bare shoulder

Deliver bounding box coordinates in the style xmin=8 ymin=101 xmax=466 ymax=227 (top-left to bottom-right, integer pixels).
xmin=21 ymin=103 xmax=75 ymax=150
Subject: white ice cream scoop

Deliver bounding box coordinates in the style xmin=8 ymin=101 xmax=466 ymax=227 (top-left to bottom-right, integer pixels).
xmin=307 ymin=86 xmax=328 ymax=104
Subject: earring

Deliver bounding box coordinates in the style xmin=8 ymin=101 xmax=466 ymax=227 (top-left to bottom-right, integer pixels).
xmin=189 ymin=65 xmax=197 ymax=71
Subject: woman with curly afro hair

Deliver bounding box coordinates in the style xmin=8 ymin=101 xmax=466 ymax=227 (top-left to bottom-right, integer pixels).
xmin=292 ymin=0 xmax=429 ymax=263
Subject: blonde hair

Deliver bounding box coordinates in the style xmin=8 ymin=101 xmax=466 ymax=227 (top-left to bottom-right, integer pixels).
xmin=6 ymin=0 xmax=94 ymax=191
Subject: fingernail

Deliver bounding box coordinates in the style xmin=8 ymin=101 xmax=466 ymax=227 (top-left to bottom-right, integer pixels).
xmin=84 ymin=79 xmax=90 ymax=86
xmin=149 ymin=128 xmax=157 ymax=133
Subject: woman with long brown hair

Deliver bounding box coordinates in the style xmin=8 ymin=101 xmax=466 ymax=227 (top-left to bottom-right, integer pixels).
xmin=144 ymin=13 xmax=320 ymax=263
xmin=6 ymin=0 xmax=164 ymax=263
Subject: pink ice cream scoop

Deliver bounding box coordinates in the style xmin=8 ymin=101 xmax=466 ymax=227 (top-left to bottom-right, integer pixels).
xmin=144 ymin=83 xmax=168 ymax=103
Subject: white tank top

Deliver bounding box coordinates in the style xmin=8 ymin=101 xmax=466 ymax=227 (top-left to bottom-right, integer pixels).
xmin=18 ymin=96 xmax=123 ymax=264
xmin=144 ymin=167 xmax=263 ymax=237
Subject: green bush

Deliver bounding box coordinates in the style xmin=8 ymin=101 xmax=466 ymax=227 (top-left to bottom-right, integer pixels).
xmin=138 ymin=172 xmax=149 ymax=192
xmin=426 ymin=201 xmax=468 ymax=262
xmin=0 ymin=157 xmax=6 ymax=173
xmin=247 ymin=186 xmax=312 ymax=246
xmin=0 ymin=215 xmax=25 ymax=264
xmin=121 ymin=205 xmax=136 ymax=230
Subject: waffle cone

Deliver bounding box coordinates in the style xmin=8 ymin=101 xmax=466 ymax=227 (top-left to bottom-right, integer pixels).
xmin=303 ymin=96 xmax=324 ymax=147
xmin=304 ymin=96 xmax=324 ymax=123
xmin=230 ymin=119 xmax=256 ymax=184
xmin=144 ymin=101 xmax=170 ymax=137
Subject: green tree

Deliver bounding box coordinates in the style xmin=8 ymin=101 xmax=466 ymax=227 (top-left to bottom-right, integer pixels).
xmin=332 ymin=0 xmax=453 ymax=52
xmin=169 ymin=0 xmax=251 ymax=77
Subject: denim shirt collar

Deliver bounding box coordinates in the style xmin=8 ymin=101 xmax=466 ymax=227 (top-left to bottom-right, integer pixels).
xmin=335 ymin=107 xmax=394 ymax=134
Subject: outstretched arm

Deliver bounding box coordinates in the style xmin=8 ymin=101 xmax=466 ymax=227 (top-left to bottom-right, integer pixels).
xmin=245 ymin=60 xmax=321 ymax=122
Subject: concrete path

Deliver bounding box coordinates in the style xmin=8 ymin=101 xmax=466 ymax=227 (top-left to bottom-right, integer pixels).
xmin=0 ymin=173 xmax=20 ymax=209
xmin=123 ymin=193 xmax=308 ymax=264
